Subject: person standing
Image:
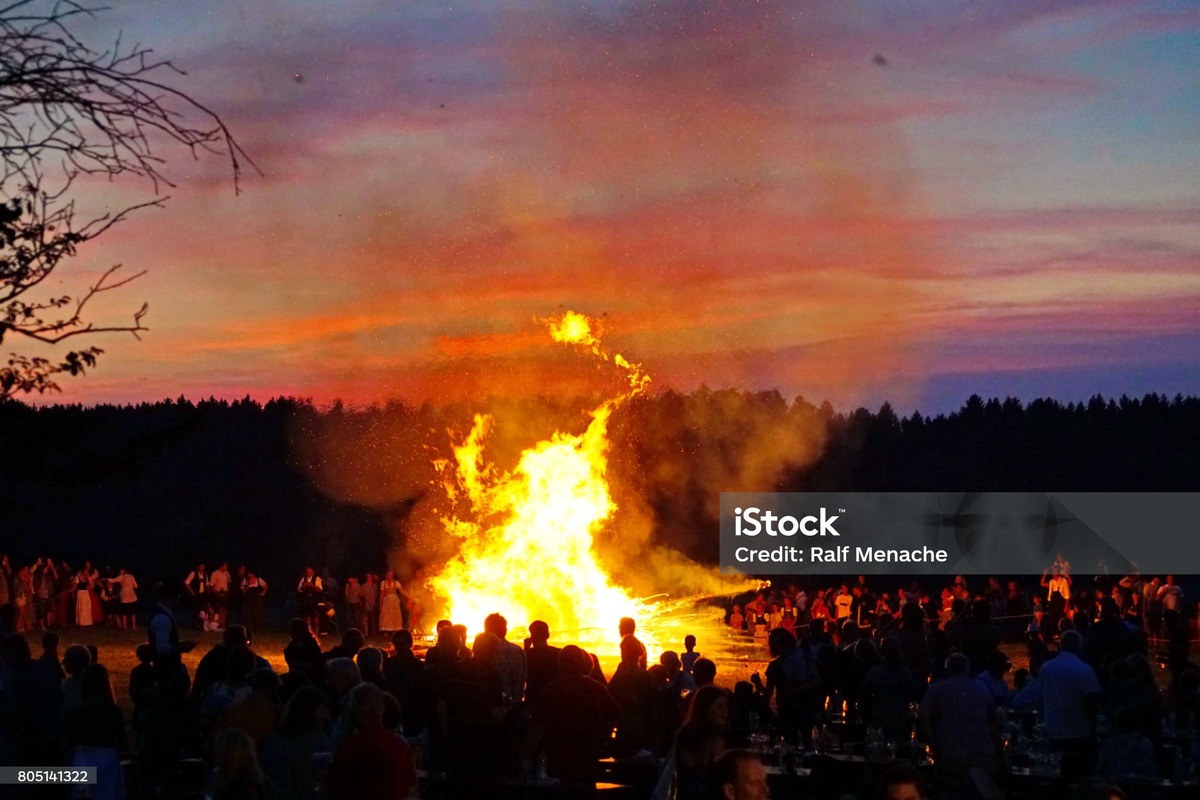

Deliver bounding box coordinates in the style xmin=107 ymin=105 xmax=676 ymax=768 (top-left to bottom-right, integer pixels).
xmin=378 ymin=571 xmax=403 ymax=635
xmin=835 ymin=585 xmax=854 ymax=625
xmin=1038 ymin=630 xmax=1101 ymax=780
xmin=230 ymin=565 xmax=246 ymax=626
xmin=148 ymin=580 xmax=197 ymax=694
xmin=56 ymin=561 xmax=74 ymax=626
xmin=919 ymin=653 xmax=1000 ymax=780
xmin=241 ymin=571 xmax=268 ymax=634
xmin=185 ymin=562 xmax=210 ymax=627
xmin=344 ymin=577 xmax=363 ymax=635
xmin=14 ymin=565 xmax=34 ymax=631
xmin=1042 ymin=566 xmax=1071 ymax=639
xmin=75 ymin=564 xmax=95 ymax=627
xmin=111 ymin=567 xmax=139 ymax=630
xmin=320 ymin=568 xmax=340 ymax=631
xmin=361 ymin=573 xmax=379 ymax=636
xmin=34 ymin=558 xmax=57 ymax=629
xmin=1158 ymin=575 xmax=1185 ymax=616
xmin=210 ymin=563 xmax=232 ymax=628
xmin=296 ymin=567 xmax=323 ymax=633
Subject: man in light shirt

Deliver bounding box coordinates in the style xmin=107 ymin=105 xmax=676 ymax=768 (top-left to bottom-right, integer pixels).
xmin=1157 ymin=574 xmax=1184 ymax=613
xmin=834 ymin=585 xmax=854 ymax=622
xmin=111 ymin=567 xmax=138 ymax=630
xmin=210 ymin=562 xmax=232 ymax=627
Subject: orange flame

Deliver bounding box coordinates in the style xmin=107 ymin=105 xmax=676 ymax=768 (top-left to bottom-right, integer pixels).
xmin=426 ymin=312 xmax=654 ymax=650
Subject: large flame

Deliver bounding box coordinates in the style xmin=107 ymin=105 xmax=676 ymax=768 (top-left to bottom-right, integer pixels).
xmin=426 ymin=311 xmax=655 ymax=649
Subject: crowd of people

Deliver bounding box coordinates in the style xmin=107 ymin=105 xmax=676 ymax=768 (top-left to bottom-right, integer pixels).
xmin=0 ymin=555 xmax=141 ymax=632
xmin=730 ymin=564 xmax=1194 ymax=652
xmin=0 ymin=557 xmax=1198 ymax=800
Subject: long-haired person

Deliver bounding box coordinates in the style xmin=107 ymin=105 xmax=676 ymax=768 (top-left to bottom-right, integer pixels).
xmin=672 ymin=686 xmax=731 ymax=800
xmin=208 ymin=728 xmax=273 ymax=800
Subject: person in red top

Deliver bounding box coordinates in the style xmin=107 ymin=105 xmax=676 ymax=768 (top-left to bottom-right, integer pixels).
xmin=328 ymin=682 xmax=418 ymax=800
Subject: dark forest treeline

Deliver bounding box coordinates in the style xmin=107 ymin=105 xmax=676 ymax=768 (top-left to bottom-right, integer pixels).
xmin=1 ymin=391 xmax=1197 ymax=589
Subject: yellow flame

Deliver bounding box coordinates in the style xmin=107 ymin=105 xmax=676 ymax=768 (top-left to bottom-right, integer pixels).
xmin=427 ymin=312 xmax=656 ymax=651
xmin=547 ymin=311 xmax=650 ymax=394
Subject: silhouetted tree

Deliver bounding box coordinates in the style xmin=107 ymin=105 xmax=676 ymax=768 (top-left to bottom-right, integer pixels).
xmin=0 ymin=0 xmax=253 ymax=396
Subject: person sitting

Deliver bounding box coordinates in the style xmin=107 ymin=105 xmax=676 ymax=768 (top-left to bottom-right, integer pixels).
xmin=39 ymin=631 xmax=65 ymax=679
xmin=213 ymin=668 xmax=282 ymax=746
xmin=673 ymin=686 xmax=731 ymax=800
xmin=327 ymin=658 xmax=363 ymax=745
xmin=876 ymin=763 xmax=928 ymax=800
xmin=1095 ymin=705 xmax=1158 ymax=784
xmin=976 ymin=651 xmax=1012 ymax=707
xmin=527 ymin=645 xmax=620 ymax=792
xmin=199 ymin=601 xmax=221 ymax=632
xmin=191 ymin=625 xmax=270 ymax=703
xmin=693 ymin=658 xmax=717 ymax=689
xmin=261 ymin=686 xmax=335 ymax=800
xmin=62 ymin=643 xmax=91 ymax=708
xmin=327 ymin=683 xmax=418 ymax=800
xmin=128 ymin=643 xmax=157 ymax=715
xmin=708 ymin=749 xmax=768 ymax=800
xmin=661 ymin=650 xmax=698 ymax=699
xmin=1011 ymin=667 xmax=1043 ymax=714
xmin=284 ymin=617 xmax=325 ymax=688
xmin=322 ymin=628 xmax=365 ymax=663
xmin=64 ymin=664 xmax=128 ymax=800
xmin=355 ymin=647 xmax=385 ymax=687
xmin=207 ymin=727 xmax=274 ymax=800
xmin=199 ymin=646 xmax=257 ymax=733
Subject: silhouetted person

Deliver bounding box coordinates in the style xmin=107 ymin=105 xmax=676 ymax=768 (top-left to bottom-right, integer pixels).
xmin=608 ymin=634 xmax=656 ymax=756
xmin=128 ymin=643 xmax=156 ymax=713
xmin=383 ymin=629 xmax=426 ymax=735
xmin=296 ymin=567 xmax=323 ymax=632
xmin=148 ymin=579 xmax=195 ymax=696
xmin=328 ymin=683 xmax=417 ymax=800
xmin=484 ymin=612 xmax=526 ymax=703
xmin=284 ymin=617 xmax=324 ymax=688
xmin=1 ymin=633 xmax=65 ymax=769
xmin=528 ymin=645 xmax=619 ymax=795
xmin=323 ymin=628 xmax=365 ymax=662
xmin=681 ymin=634 xmax=700 ymax=674
xmin=619 ymin=616 xmax=648 ymax=670
xmin=693 ymin=658 xmax=717 ymax=688
xmin=709 ymin=749 xmax=769 ymax=800
xmin=524 ymin=619 xmax=562 ymax=707
xmin=192 ymin=624 xmax=268 ymax=702
xmin=38 ymin=630 xmax=64 ymax=679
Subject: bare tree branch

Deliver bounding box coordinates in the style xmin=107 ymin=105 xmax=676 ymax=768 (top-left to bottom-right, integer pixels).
xmin=0 ymin=0 xmax=252 ymax=397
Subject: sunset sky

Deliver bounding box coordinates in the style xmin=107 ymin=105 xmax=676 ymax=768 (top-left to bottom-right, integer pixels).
xmin=28 ymin=0 xmax=1200 ymax=413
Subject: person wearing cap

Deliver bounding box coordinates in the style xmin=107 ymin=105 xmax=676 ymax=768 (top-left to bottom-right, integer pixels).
xmin=976 ymin=651 xmax=1012 ymax=706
